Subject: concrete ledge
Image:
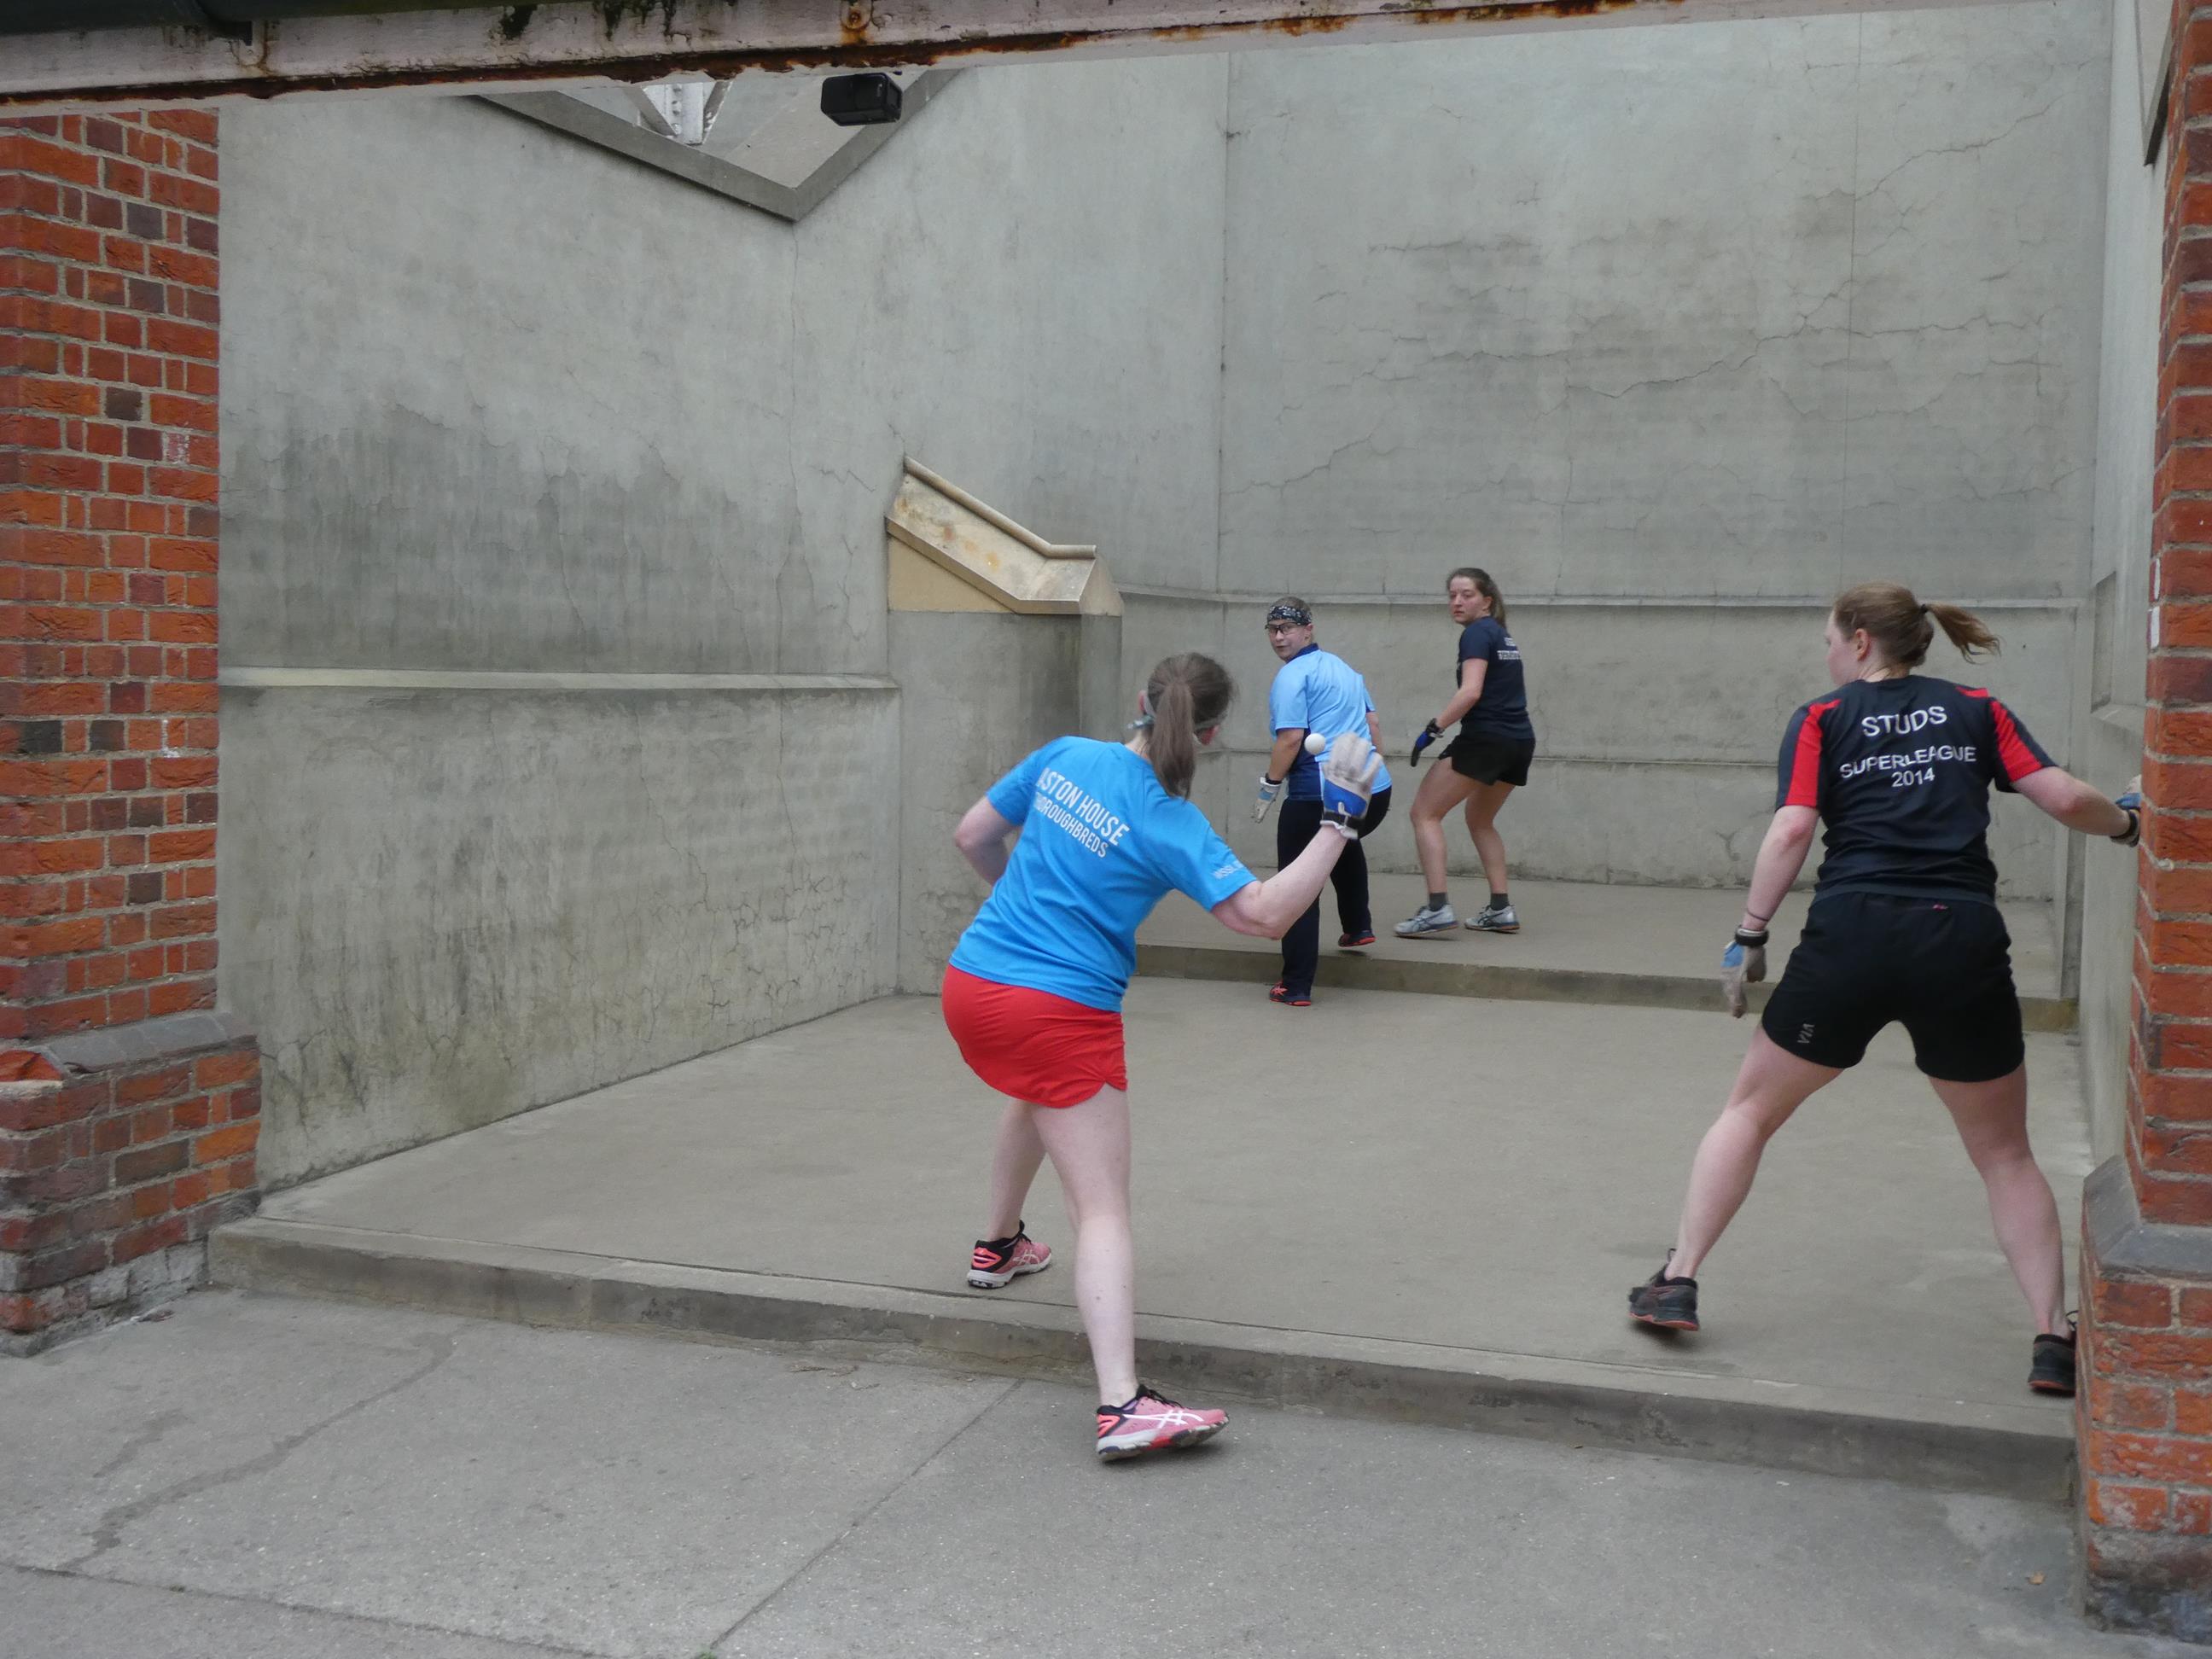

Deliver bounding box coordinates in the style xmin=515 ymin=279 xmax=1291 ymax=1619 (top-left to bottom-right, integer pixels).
xmin=218 ymin=668 xmax=899 ymax=694
xmin=36 ymin=1008 xmax=256 ymax=1076
xmin=2084 ymin=1155 xmax=2212 ymax=1280
xmin=1137 ymin=941 xmax=2080 ymax=1032
xmin=212 ymin=1217 xmax=2075 ymax=1505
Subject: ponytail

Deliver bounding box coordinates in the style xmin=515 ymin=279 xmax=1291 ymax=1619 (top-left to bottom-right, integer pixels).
xmin=1140 ymin=653 xmax=1233 ymax=799
xmin=1925 ymin=600 xmax=2000 ymax=661
xmin=1832 ymin=581 xmax=1999 ymax=667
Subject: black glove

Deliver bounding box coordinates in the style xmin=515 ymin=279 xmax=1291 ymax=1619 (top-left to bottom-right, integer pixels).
xmin=1411 ymin=720 xmax=1442 ymax=767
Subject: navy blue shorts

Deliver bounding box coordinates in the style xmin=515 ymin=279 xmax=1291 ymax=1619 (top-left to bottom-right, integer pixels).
xmin=1446 ymin=732 xmax=1533 ymax=787
xmin=1760 ymin=893 xmax=2023 ymax=1081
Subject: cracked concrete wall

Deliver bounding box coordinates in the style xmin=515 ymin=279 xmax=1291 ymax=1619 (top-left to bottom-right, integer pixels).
xmin=218 ymin=60 xmax=1228 ymax=1185
xmin=221 ymin=686 xmax=898 ymax=1186
xmin=2077 ymin=0 xmax=2160 ymax=1163
xmin=1182 ymin=4 xmax=2112 ymax=899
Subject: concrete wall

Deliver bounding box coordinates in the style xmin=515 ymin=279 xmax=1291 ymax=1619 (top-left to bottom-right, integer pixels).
xmin=219 ymin=9 xmax=2131 ymax=1185
xmin=219 ymin=61 xmax=1228 ymax=1185
xmin=1145 ymin=3 xmax=2113 ymax=903
xmin=2078 ymin=0 xmax=2162 ymax=1161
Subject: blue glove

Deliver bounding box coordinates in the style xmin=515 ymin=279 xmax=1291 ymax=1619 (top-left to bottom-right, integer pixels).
xmin=1720 ymin=928 xmax=1768 ymax=1019
xmin=1411 ymin=720 xmax=1441 ymax=767
xmin=2113 ymin=779 xmax=2142 ymax=847
xmin=1252 ymin=774 xmax=1284 ymax=823
xmin=1319 ymin=735 xmax=1382 ymax=835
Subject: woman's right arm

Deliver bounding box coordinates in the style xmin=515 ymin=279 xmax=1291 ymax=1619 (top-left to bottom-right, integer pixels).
xmin=1211 ymin=826 xmax=1348 ymax=939
xmin=1210 ymin=735 xmax=1381 ymax=937
xmin=953 ymin=799 xmax=1018 ymax=887
xmin=2013 ymin=767 xmax=2137 ymax=841
xmin=1432 ymin=657 xmax=1487 ymax=731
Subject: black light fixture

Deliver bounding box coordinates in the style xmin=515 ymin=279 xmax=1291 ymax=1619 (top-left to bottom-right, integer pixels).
xmin=820 ymin=73 xmax=902 ymax=126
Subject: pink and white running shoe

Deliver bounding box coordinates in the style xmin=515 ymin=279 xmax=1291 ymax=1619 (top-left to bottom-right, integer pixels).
xmin=967 ymin=1225 xmax=1052 ymax=1289
xmin=1095 ymin=1386 xmax=1228 ymax=1461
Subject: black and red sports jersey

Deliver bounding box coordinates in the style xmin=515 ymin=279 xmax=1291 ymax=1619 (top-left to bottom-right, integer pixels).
xmin=1774 ymin=675 xmax=2053 ymax=904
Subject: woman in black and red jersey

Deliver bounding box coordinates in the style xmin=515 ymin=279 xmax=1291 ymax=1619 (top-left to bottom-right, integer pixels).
xmin=1627 ymin=582 xmax=2139 ymax=1397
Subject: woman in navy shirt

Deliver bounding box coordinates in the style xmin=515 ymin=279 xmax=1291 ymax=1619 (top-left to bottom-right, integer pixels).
xmin=946 ymin=652 xmax=1381 ymax=1458
xmin=1398 ymin=568 xmax=1537 ymax=938
xmin=1628 ymin=583 xmax=2140 ymax=1397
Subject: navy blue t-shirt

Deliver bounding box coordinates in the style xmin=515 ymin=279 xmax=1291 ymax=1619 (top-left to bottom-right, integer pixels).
xmin=1775 ymin=676 xmax=2053 ymax=905
xmin=1455 ymin=617 xmax=1534 ymax=743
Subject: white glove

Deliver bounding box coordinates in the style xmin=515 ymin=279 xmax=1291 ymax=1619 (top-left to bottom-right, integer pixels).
xmin=2113 ymin=774 xmax=2142 ymax=847
xmin=1253 ymin=775 xmax=1284 ymax=822
xmin=1318 ymin=735 xmax=1382 ymax=837
xmin=1720 ymin=928 xmax=1768 ymax=1019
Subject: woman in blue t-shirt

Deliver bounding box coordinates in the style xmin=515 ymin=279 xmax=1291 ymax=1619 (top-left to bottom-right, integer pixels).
xmin=1398 ymin=567 xmax=1537 ymax=939
xmin=944 ymin=652 xmax=1382 ymax=1460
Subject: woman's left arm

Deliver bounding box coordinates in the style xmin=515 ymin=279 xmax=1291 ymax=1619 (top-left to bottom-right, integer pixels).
xmin=953 ymin=799 xmax=1018 ymax=887
xmin=1740 ymin=805 xmax=1819 ymax=932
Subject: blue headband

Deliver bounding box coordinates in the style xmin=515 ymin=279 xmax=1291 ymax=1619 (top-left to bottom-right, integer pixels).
xmin=1266 ymin=602 xmax=1312 ymax=627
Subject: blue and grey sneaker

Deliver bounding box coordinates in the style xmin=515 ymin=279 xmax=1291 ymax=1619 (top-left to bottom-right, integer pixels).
xmin=1394 ymin=904 xmax=1458 ymax=938
xmin=1466 ymin=903 xmax=1519 ymax=934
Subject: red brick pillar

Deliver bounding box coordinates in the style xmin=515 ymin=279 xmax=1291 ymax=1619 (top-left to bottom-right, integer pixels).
xmin=0 ymin=110 xmax=258 ymax=1355
xmin=2083 ymin=3 xmax=2212 ymax=1634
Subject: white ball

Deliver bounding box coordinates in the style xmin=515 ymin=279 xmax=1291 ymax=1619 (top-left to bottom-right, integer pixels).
xmin=1303 ymin=732 xmax=1326 ymax=756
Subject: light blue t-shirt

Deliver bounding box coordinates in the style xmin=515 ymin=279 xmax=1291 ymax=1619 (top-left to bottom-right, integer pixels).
xmin=949 ymin=737 xmax=1257 ymax=1011
xmin=1267 ymin=645 xmax=1394 ymax=801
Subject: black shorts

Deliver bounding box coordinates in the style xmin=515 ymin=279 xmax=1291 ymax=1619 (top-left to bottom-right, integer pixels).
xmin=1759 ymin=893 xmax=2024 ymax=1081
xmin=1446 ymin=731 xmax=1534 ymax=786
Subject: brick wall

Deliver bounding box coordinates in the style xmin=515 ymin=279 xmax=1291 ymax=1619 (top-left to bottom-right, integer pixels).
xmin=2080 ymin=3 xmax=2212 ymax=1637
xmin=0 ymin=109 xmax=257 ymax=1354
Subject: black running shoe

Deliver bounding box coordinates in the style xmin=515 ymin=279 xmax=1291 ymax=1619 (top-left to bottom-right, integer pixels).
xmin=1628 ymin=1255 xmax=1699 ymax=1331
xmin=2029 ymin=1320 xmax=2078 ymax=1397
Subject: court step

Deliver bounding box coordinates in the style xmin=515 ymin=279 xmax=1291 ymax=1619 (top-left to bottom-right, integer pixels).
xmin=212 ymin=1217 xmax=2075 ymax=1506
xmin=1134 ymin=940 xmax=2078 ymax=1032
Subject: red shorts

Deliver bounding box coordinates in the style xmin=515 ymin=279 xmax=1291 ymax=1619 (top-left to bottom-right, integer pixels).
xmin=940 ymin=965 xmax=1126 ymax=1108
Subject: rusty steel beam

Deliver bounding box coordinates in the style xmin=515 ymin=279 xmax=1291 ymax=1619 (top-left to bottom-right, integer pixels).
xmin=0 ymin=0 xmax=2018 ymax=111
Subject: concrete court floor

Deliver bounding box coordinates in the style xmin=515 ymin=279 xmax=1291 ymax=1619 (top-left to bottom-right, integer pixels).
xmin=1 ymin=1292 xmax=2192 ymax=1659
xmin=259 ymin=976 xmax=2093 ymax=1421
xmin=1137 ymin=871 xmax=2064 ymax=998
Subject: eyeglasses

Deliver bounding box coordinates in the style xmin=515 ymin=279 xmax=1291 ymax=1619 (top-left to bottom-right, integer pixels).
xmin=1265 ymin=623 xmax=1303 ymax=635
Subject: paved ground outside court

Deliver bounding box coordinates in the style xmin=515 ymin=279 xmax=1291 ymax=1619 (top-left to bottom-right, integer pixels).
xmin=0 ymin=1291 xmax=2192 ymax=1659
xmin=253 ymin=975 xmax=2088 ymax=1422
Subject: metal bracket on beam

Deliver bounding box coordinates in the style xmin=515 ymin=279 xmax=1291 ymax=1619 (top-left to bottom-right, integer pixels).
xmin=172 ymin=1 xmax=255 ymax=44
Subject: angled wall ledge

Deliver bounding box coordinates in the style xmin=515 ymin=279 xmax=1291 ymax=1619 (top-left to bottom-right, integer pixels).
xmin=886 ymin=457 xmax=1121 ymax=618
xmin=480 ymin=68 xmax=954 ymax=224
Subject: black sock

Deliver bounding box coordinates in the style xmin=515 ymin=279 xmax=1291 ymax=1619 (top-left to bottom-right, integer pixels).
xmin=1490 ymin=892 xmax=1509 ymax=909
xmin=1428 ymin=892 xmax=1447 ymax=911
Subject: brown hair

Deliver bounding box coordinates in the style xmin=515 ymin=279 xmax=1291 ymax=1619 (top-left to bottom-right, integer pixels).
xmin=1831 ymin=581 xmax=2000 ymax=667
xmin=1448 ymin=567 xmax=1507 ymax=628
xmin=1143 ymin=653 xmax=1233 ymax=800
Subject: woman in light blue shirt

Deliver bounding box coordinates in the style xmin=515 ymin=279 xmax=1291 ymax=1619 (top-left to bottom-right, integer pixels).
xmin=1251 ymin=597 xmax=1395 ymax=1004
xmin=946 ymin=652 xmax=1381 ymax=1458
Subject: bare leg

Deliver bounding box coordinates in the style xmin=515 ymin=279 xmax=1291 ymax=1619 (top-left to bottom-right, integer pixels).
xmin=984 ymin=1097 xmax=1047 ymax=1240
xmin=1669 ymin=1030 xmax=1840 ymax=1276
xmin=1930 ymin=1066 xmax=2066 ymax=1334
xmin=1460 ymin=781 xmax=1516 ymax=898
xmin=1409 ymin=762 xmax=1477 ymax=897
xmin=1032 ymin=1086 xmax=1138 ymax=1404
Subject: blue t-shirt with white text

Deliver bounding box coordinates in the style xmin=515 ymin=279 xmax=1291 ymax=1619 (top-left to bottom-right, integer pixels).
xmin=1267 ymin=645 xmax=1394 ymax=800
xmin=949 ymin=737 xmax=1258 ymax=1010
